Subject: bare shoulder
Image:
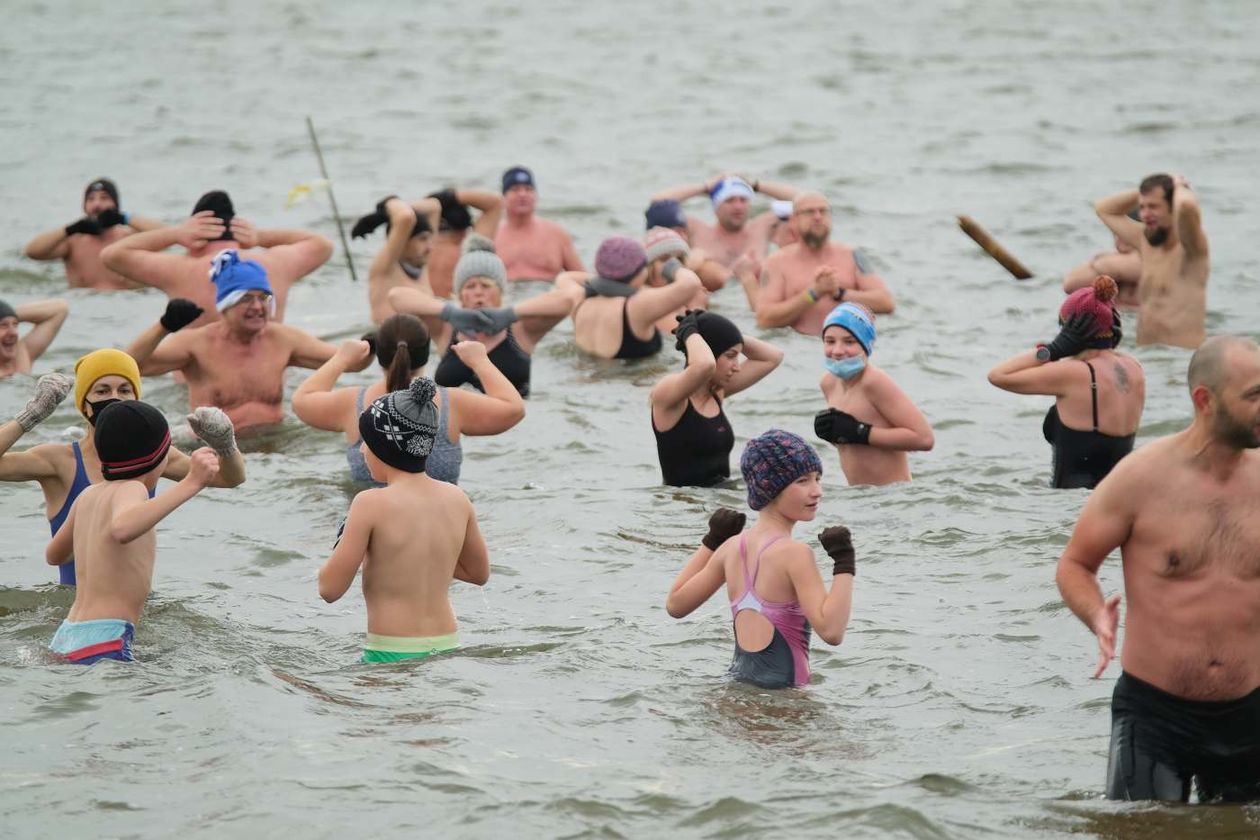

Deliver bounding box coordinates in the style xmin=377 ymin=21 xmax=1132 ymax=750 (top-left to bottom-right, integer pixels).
xmin=772 ymin=537 xmax=818 ymax=570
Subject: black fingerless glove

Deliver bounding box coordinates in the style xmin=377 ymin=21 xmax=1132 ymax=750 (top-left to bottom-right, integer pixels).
xmin=702 ymin=508 xmax=746 ymax=551
xmin=96 ymin=208 xmax=126 ymax=229
xmin=673 ymin=309 xmax=702 ymax=352
xmin=160 ymin=299 xmax=205 ymax=332
xmin=819 ymin=526 xmax=856 ymax=576
xmin=427 ymin=188 xmax=473 ymax=231
xmin=1109 ymin=309 xmax=1123 ymax=348
xmin=65 ymin=217 xmax=100 ymax=236
xmin=1043 ymin=313 xmax=1093 ymax=361
xmin=814 ymin=408 xmax=871 ymax=445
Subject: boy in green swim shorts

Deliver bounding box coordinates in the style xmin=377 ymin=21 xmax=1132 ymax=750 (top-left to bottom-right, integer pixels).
xmin=319 ymin=377 xmax=490 ymax=663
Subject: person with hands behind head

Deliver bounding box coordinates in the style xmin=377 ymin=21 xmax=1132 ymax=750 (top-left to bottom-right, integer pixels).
xmin=45 ymin=400 xmax=219 ymax=663
xmin=292 ymin=314 xmax=524 ymax=486
xmin=815 ymin=303 xmax=933 ymax=486
xmin=651 ymin=310 xmax=783 ymax=487
xmin=422 ymin=186 xmax=504 ymax=299
xmin=0 ymin=351 xmax=245 ymax=586
xmin=0 ymin=297 xmax=70 ymax=379
xmin=557 ymin=236 xmax=703 ymax=361
xmin=23 ymin=177 xmax=162 ymax=290
xmin=350 ymin=194 xmax=442 ymax=324
xmin=1055 ymin=335 xmax=1260 ymax=803
xmin=650 ymin=172 xmax=800 ymax=267
xmin=989 ymin=275 xmax=1144 ymax=489
xmin=101 ymin=189 xmax=332 ymax=326
xmin=318 ymin=378 xmax=491 ymax=664
xmin=666 ymin=429 xmax=855 ymax=689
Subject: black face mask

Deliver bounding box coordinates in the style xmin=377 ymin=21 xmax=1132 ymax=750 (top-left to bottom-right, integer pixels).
xmin=85 ymin=397 xmax=121 ymax=427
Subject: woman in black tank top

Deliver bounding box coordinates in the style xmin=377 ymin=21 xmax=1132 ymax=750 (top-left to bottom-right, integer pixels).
xmin=650 ymin=310 xmax=784 ymax=487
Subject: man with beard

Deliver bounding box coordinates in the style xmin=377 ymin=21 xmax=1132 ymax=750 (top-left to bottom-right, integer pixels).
xmin=102 ymin=190 xmax=332 ymax=328
xmin=124 ymin=251 xmax=359 ymax=432
xmin=1057 ymin=335 xmax=1260 ymax=802
xmin=756 ymin=192 xmax=894 ymax=336
xmin=23 ymin=178 xmax=163 ymax=290
xmin=1095 ymin=174 xmax=1209 ymax=348
xmin=649 ymin=173 xmax=799 ymax=267
xmin=493 ymin=166 xmax=585 ymax=282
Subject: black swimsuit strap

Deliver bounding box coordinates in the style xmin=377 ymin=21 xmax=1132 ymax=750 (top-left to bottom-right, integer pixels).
xmin=1084 ymin=361 xmax=1099 ymax=431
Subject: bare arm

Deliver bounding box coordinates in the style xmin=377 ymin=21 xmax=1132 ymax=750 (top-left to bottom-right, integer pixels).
xmin=287 ymin=326 xmax=339 ymax=370
xmin=850 ymin=267 xmax=895 ymax=315
xmin=368 ymin=199 xmax=418 ymax=281
xmin=651 ymin=181 xmax=708 ymax=203
xmin=386 ymin=286 xmax=451 ymax=348
xmin=513 ymin=287 xmax=577 ymax=346
xmin=101 ymin=212 xmax=225 ymax=291
xmin=16 ymin=298 xmax=69 ymax=361
xmin=756 ymin=259 xmax=821 ymax=329
xmin=319 ymin=494 xmax=373 ymax=602
xmin=1173 ymin=178 xmax=1208 ymax=258
xmin=110 ymin=454 xmax=215 ymax=544
xmin=651 ymin=333 xmax=716 ymax=419
xmin=625 ymin=271 xmax=703 ymax=334
xmin=23 ymin=225 xmax=74 ymax=260
xmin=46 ymin=498 xmax=78 ymax=565
xmin=446 ymin=343 xmax=526 ymax=436
xmin=124 ymin=215 xmax=165 ymax=233
xmin=559 ymin=232 xmax=585 ymax=272
xmin=752 ymin=179 xmax=799 ymax=201
xmin=723 ymin=334 xmax=782 ymax=397
xmin=459 ymin=189 xmax=504 ymax=239
xmin=126 ymin=323 xmax=194 ymax=376
xmin=665 ymin=544 xmax=727 ymax=618
xmin=1094 ymin=190 xmax=1144 ymax=251
xmin=987 ymin=350 xmax=1079 ymax=397
xmin=163 ymin=445 xmax=245 ymax=489
xmin=238 ymin=219 xmax=334 ymax=282
xmin=292 ymin=340 xmax=371 ymax=431
xmin=453 ymin=505 xmax=489 ymax=586
xmin=785 ymin=544 xmax=852 ymax=645
xmin=865 ymin=372 xmax=935 ymax=451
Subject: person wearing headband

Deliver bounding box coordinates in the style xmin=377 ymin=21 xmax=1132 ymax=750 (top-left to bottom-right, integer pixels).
xmin=292 ymin=314 xmax=525 ymax=486
xmin=124 ymin=252 xmax=363 ymax=431
xmin=317 ymin=378 xmax=491 ymax=664
xmin=0 ymin=349 xmax=246 ymax=586
xmin=648 ymin=172 xmax=801 ymax=268
xmin=665 ymin=429 xmax=856 ymax=689
xmin=416 ymin=184 xmax=504 ymax=299
xmin=101 ymin=189 xmax=332 ymax=327
xmin=492 ymin=166 xmax=585 ymax=282
xmin=46 ymin=400 xmax=221 ymax=663
xmin=757 ymin=192 xmax=894 ymax=335
xmin=22 ymin=177 xmax=163 ymax=290
xmin=349 ymin=193 xmax=442 ymax=324
xmin=651 ymin=309 xmax=782 ymax=487
xmin=0 ymin=297 xmax=69 ymax=379
xmin=989 ymin=275 xmax=1145 ymax=489
xmin=814 ymin=302 xmax=934 ymax=486
xmin=389 ymin=234 xmax=577 ymax=397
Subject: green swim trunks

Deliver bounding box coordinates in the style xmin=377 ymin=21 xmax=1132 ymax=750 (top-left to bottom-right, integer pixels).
xmin=361 ymin=632 xmax=459 ymax=663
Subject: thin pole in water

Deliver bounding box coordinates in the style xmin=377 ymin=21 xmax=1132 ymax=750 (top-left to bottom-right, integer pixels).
xmin=305 ymin=116 xmax=358 ymax=283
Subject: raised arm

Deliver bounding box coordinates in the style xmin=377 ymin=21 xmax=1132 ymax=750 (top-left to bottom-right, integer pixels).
xmin=0 ymin=374 xmax=72 ymax=483
xmin=625 ymin=269 xmax=703 ymax=334
xmin=286 ymin=326 xmax=340 ymax=370
xmin=651 ymin=329 xmax=717 ymax=416
xmin=651 ymin=180 xmax=708 ymax=203
xmin=101 ymin=212 xmax=226 ymax=291
xmin=460 ymin=189 xmax=504 ymax=239
xmin=1172 ymin=177 xmax=1208 ymax=258
xmin=453 ymin=503 xmax=489 ymax=586
xmin=109 ymin=450 xmax=217 ymax=544
xmin=367 ymin=198 xmax=419 ymax=279
xmin=126 ymin=312 xmax=196 ymax=377
xmin=665 ymin=544 xmax=727 ymax=618
xmin=386 ymin=285 xmax=452 ymax=349
xmin=445 ymin=342 xmax=525 ymax=436
xmin=787 ymin=533 xmax=854 ymax=645
xmin=1094 ymin=189 xmax=1144 ymax=251
xmin=231 ymin=217 xmax=333 ymax=282
xmin=23 ymin=224 xmax=75 ymax=261
xmin=508 ymin=286 xmax=577 ymax=347
xmin=724 ymin=334 xmax=782 ymax=397
xmin=988 ymin=349 xmax=1082 ymax=397
xmin=751 ymin=178 xmax=799 ymax=202
xmin=15 ymin=298 xmax=70 ymax=361
xmin=292 ymin=340 xmax=371 ymax=431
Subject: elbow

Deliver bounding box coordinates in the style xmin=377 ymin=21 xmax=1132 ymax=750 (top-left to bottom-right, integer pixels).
xmin=876 ymin=297 xmax=895 ymax=315
xmin=317 ymin=574 xmax=343 ymax=604
xmin=469 ymin=569 xmax=490 ymax=587
xmin=818 ymin=627 xmax=845 ymax=646
xmin=755 ymin=311 xmax=776 ymax=329
xmin=100 ymin=243 xmax=122 ymax=269
xmin=986 ymin=369 xmax=1006 ymax=389
xmin=315 ymin=236 xmax=335 ymax=262
xmin=917 ymin=430 xmax=936 ymax=452
xmin=665 ymin=597 xmax=687 ymax=619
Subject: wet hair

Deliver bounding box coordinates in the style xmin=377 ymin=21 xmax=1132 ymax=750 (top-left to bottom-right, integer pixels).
xmin=1139 ymin=173 xmax=1174 ymax=205
xmin=377 ymin=314 xmax=431 ymax=392
xmin=1187 ymin=336 xmax=1259 ymax=397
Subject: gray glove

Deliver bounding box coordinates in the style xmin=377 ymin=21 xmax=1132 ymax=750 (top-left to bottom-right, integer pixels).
xmin=440 ymin=302 xmax=495 ymax=335
xmin=479 ymin=306 xmax=518 ymax=334
xmin=16 ymin=373 xmax=72 ymax=431
xmin=661 ymin=257 xmax=682 ymax=284
xmin=187 ymin=406 xmax=238 ymax=456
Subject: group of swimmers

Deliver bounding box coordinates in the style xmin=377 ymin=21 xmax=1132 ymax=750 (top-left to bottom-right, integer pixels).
xmin=6 ymin=165 xmax=1259 ymax=805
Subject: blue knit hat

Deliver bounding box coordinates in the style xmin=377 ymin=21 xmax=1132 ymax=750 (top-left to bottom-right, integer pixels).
xmin=822 ymin=302 xmax=876 ymax=356
xmin=209 ymin=249 xmax=273 ymax=313
xmin=644 ymin=199 xmax=686 ymax=230
xmin=740 ymin=429 xmax=823 ymax=511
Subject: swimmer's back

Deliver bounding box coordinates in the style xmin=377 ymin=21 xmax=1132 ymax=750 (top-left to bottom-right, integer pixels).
xmin=722 ymin=533 xmax=805 ymax=603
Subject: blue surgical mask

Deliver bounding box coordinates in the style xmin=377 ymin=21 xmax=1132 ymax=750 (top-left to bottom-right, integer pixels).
xmin=824 ymin=356 xmax=866 ymax=380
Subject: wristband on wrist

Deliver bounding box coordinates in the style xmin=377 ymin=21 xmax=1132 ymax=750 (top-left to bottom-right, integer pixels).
xmin=835 ymin=288 xmax=846 ymax=301
xmin=753 ymin=179 xmax=761 ymax=192
xmin=804 ymin=289 xmax=820 ymax=304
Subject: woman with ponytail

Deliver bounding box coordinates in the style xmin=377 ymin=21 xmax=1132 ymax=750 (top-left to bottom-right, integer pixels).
xmin=988 ymin=275 xmax=1146 ymax=489
xmin=292 ymin=314 xmax=525 ymax=485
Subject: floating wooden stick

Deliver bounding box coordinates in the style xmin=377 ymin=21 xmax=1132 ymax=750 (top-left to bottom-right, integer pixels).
xmin=957 ymin=215 xmax=1033 ymax=280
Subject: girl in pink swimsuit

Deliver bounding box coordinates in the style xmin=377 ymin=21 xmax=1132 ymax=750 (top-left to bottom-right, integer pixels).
xmin=666 ymin=429 xmax=857 ymax=688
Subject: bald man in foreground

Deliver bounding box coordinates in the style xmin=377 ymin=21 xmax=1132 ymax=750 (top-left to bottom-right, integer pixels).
xmin=1056 ymin=335 xmax=1260 ymax=802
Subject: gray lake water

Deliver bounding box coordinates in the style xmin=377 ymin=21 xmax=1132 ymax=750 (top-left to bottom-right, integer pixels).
xmin=3 ymin=2 xmax=1260 ymax=837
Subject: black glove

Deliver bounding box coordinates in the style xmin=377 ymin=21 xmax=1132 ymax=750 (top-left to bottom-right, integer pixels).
xmin=96 ymin=208 xmax=126 ymax=229
xmin=1109 ymin=309 xmax=1123 ymax=348
xmin=814 ymin=408 xmax=871 ymax=445
xmin=1043 ymin=313 xmax=1094 ymax=361
xmin=160 ymin=299 xmax=204 ymax=332
xmin=65 ymin=217 xmax=101 ymax=236
xmin=702 ymin=508 xmax=746 ymax=551
xmin=819 ymin=526 xmax=856 ymax=576
xmin=673 ymin=309 xmax=702 ymax=352
xmin=427 ymin=189 xmax=472 ymax=231
xmin=374 ymin=194 xmax=400 ymax=218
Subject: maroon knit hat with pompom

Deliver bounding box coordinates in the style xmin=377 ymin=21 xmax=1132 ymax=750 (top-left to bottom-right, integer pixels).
xmin=1059 ymin=275 xmax=1119 ymax=337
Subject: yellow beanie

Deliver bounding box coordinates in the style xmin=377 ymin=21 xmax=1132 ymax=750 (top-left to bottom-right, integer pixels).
xmin=74 ymin=349 xmax=142 ymax=415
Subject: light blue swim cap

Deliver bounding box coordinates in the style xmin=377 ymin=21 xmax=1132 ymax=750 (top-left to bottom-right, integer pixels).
xmin=822 ymin=302 xmax=876 ymax=356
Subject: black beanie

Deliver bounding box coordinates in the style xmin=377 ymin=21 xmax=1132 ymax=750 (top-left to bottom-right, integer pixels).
xmin=192 ymin=190 xmax=236 ymax=241
xmin=84 ymin=178 xmax=120 ymax=209
xmin=95 ymin=401 xmax=171 ymax=481
xmin=696 ymin=311 xmax=743 ymax=357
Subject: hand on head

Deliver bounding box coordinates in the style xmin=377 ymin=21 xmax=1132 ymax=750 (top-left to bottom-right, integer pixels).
xmin=672 ymin=309 xmax=702 ymax=352
xmin=228 ymin=217 xmax=256 ymax=248
xmin=178 ymin=211 xmax=225 ymax=250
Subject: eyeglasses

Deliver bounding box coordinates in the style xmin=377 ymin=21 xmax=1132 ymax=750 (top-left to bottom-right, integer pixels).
xmin=238 ymin=292 xmax=273 ymax=305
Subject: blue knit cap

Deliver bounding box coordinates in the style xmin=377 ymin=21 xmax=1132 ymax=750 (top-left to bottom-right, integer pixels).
xmin=740 ymin=429 xmax=823 ymax=511
xmin=822 ymin=302 xmax=876 ymax=356
xmin=209 ymin=249 xmax=273 ymax=313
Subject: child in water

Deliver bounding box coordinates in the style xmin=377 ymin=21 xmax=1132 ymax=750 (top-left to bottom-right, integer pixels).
xmin=666 ymin=429 xmax=855 ymax=689
xmin=318 ymin=378 xmax=490 ymax=663
xmin=813 ymin=302 xmax=934 ymax=486
xmin=46 ymin=401 xmax=219 ymax=663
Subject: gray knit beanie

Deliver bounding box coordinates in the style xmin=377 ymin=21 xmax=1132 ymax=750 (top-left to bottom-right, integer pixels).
xmin=454 ymin=233 xmax=506 ymax=292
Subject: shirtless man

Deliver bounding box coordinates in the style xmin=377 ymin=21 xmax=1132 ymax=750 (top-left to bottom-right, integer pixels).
xmin=0 ymin=297 xmax=69 ymax=378
xmin=814 ymin=303 xmax=933 ymax=485
xmin=102 ymin=190 xmax=332 ymax=327
xmin=350 ymin=194 xmax=441 ymax=324
xmin=1064 ymin=234 xmax=1142 ymax=309
xmin=650 ymin=173 xmax=799 ymax=267
xmin=1057 ymin=336 xmax=1260 ymax=802
xmin=125 ymin=251 xmax=356 ymax=431
xmin=424 ymin=187 xmax=504 ymax=299
xmin=758 ymin=192 xmax=894 ymax=335
xmin=1095 ymin=174 xmax=1209 ymax=348
xmin=23 ymin=178 xmax=163 ymax=290
xmin=493 ymin=166 xmax=584 ymax=282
